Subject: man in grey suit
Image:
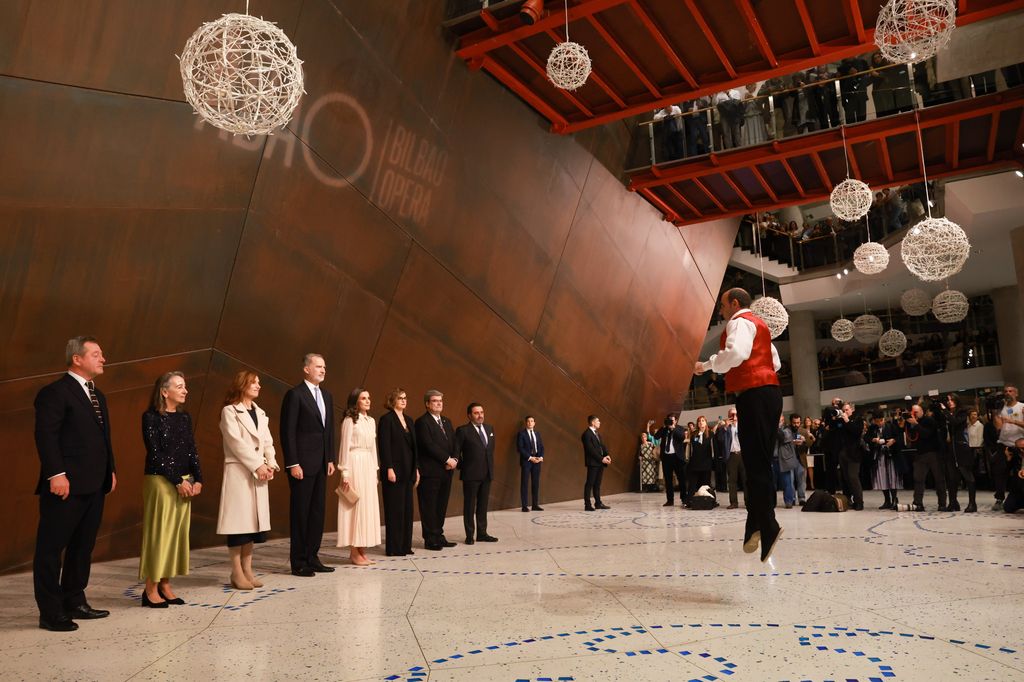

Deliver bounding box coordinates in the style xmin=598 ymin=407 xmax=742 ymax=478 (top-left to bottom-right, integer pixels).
xmin=454 ymin=403 xmax=498 ymax=544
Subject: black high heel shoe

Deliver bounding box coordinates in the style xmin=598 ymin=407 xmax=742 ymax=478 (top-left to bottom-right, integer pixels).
xmin=157 ymin=585 xmax=185 ymax=605
xmin=142 ymin=591 xmax=169 ymax=609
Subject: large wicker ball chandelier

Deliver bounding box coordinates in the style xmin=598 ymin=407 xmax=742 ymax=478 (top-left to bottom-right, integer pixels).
xmin=750 ymin=296 xmax=789 ymax=340
xmin=831 ymin=318 xmax=855 ymax=342
xmin=853 ymin=241 xmax=889 ymax=275
xmin=875 ymin=0 xmax=957 ymax=64
xmin=853 ymin=314 xmax=884 ymax=344
xmin=879 ymin=329 xmax=908 ymax=357
xmin=179 ymin=8 xmax=304 ymax=136
xmin=830 ymin=178 xmax=873 ymax=222
xmin=546 ymin=1 xmax=591 ymax=91
xmin=900 ymin=288 xmax=932 ymax=316
xmin=901 ymin=217 xmax=971 ymax=281
xmin=932 ymin=289 xmax=969 ymax=323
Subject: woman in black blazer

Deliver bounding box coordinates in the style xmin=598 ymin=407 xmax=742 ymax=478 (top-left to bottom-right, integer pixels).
xmin=377 ymin=388 xmax=418 ymax=556
xmin=686 ymin=416 xmax=715 ymax=502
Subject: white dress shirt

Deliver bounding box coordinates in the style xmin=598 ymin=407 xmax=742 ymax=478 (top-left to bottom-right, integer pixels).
xmin=701 ymin=309 xmax=782 ymax=375
xmin=653 ymin=105 xmax=682 ymax=120
xmin=967 ymin=420 xmax=984 ymax=448
xmin=67 ymin=370 xmax=92 ymax=400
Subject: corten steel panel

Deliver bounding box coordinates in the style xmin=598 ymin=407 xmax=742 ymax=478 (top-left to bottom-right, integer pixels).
xmin=0 ymin=208 xmax=244 ymax=380
xmin=1 ymin=350 xmax=212 ymax=575
xmin=0 ymin=0 xmax=302 ymax=101
xmin=0 ymin=77 xmax=261 ymax=210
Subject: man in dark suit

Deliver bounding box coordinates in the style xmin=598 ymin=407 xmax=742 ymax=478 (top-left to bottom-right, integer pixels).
xmin=454 ymin=403 xmax=498 ymax=544
xmin=33 ymin=336 xmax=117 ymax=632
xmin=516 ymin=415 xmax=545 ymax=512
xmin=280 ymin=353 xmax=336 ymax=577
xmin=655 ymin=414 xmax=686 ymax=506
xmin=414 ymin=389 xmax=458 ymax=550
xmin=581 ymin=415 xmax=611 ymax=511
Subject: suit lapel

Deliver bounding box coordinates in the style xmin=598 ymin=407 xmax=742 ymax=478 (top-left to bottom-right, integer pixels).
xmin=298 ymin=384 xmax=324 ymax=429
xmin=63 ymin=374 xmax=104 ymax=429
xmin=234 ymin=403 xmax=260 ymax=439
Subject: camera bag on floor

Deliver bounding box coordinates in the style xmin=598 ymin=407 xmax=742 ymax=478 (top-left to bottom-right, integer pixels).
xmin=688 ymin=485 xmax=719 ymax=510
xmin=802 ymin=489 xmax=839 ymax=512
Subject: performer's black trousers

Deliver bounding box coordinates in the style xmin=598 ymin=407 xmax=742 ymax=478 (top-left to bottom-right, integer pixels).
xmin=34 ymin=490 xmax=105 ymax=619
xmin=735 ymin=385 xmax=783 ymax=539
xmin=662 ymin=455 xmax=686 ymax=503
xmin=417 ymin=473 xmax=453 ymax=545
xmin=382 ymin=477 xmax=414 ymax=554
xmin=288 ymin=468 xmax=326 ymax=569
xmin=462 ymin=479 xmax=491 ymax=539
xmin=584 ymin=465 xmax=604 ymax=506
xmin=520 ymin=462 xmax=541 ymax=507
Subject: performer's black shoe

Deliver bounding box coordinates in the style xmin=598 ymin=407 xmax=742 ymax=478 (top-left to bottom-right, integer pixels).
xmin=760 ymin=524 xmax=783 ymax=563
xmin=66 ymin=604 xmax=109 ymax=619
xmin=532 ymin=506 xmax=544 ymax=511
xmin=39 ymin=615 xmax=78 ymax=631
xmin=742 ymin=529 xmax=760 ymax=554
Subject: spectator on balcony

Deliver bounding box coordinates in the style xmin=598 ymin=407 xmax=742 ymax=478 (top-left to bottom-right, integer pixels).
xmin=741 ymin=83 xmax=770 ymax=147
xmin=838 ymin=55 xmax=870 ymax=123
xmin=681 ymin=97 xmax=711 ymax=156
xmin=714 ymin=88 xmax=745 ymax=149
xmin=653 ymin=104 xmax=684 ymax=161
xmin=869 ymin=52 xmax=914 ymax=118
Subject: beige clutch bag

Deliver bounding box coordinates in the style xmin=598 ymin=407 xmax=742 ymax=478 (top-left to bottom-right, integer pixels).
xmin=335 ymin=483 xmax=360 ymax=505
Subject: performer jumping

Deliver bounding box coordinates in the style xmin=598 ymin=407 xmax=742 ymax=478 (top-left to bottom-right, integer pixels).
xmin=694 ymin=288 xmax=784 ymax=562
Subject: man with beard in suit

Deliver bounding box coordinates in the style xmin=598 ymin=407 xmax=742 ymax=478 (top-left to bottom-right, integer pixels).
xmin=280 ymin=353 xmax=336 ymax=577
xmin=454 ymin=403 xmax=498 ymax=544
xmin=582 ymin=415 xmax=611 ymax=511
xmin=33 ymin=336 xmax=117 ymax=632
xmin=414 ymin=390 xmax=458 ymax=550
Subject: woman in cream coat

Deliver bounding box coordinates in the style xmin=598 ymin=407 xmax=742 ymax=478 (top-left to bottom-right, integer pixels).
xmin=217 ymin=370 xmax=280 ymax=590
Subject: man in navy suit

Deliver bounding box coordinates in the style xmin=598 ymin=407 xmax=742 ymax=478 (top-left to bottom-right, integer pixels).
xmin=516 ymin=415 xmax=545 ymax=512
xmin=454 ymin=403 xmax=498 ymax=544
xmin=581 ymin=415 xmax=611 ymax=511
xmin=414 ymin=390 xmax=458 ymax=550
xmin=280 ymin=353 xmax=336 ymax=577
xmin=33 ymin=336 xmax=117 ymax=632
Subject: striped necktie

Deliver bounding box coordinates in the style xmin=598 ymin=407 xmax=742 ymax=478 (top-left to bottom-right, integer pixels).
xmin=85 ymin=381 xmax=104 ymax=424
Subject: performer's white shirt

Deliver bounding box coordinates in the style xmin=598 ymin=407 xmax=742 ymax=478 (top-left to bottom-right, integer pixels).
xmin=701 ymin=309 xmax=782 ymax=375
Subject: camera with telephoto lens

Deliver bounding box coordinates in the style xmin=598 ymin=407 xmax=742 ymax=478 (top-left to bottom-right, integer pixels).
xmin=986 ymin=393 xmax=1006 ymax=412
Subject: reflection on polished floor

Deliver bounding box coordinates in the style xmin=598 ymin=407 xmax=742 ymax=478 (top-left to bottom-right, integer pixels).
xmin=2 ymin=491 xmax=1022 ymax=681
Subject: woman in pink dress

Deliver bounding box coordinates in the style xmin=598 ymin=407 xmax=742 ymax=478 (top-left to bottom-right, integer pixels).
xmin=336 ymin=388 xmax=381 ymax=565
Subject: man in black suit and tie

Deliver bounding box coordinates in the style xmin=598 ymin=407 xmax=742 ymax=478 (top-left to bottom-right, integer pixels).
xmin=516 ymin=415 xmax=545 ymax=512
xmin=581 ymin=415 xmax=611 ymax=511
xmin=280 ymin=353 xmax=336 ymax=577
xmin=414 ymin=390 xmax=459 ymax=550
xmin=655 ymin=414 xmax=687 ymax=507
xmin=454 ymin=403 xmax=498 ymax=544
xmin=33 ymin=336 xmax=117 ymax=632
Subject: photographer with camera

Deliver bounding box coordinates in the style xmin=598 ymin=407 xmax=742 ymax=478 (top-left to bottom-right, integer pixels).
xmin=905 ymin=403 xmax=948 ymax=511
xmin=867 ymin=411 xmax=902 ymax=509
xmin=945 ymin=394 xmax=977 ymax=512
xmin=821 ymin=397 xmax=844 ymax=495
xmin=992 ymin=386 xmax=1024 ymax=511
xmin=655 ymin=414 xmax=687 ymax=507
xmin=835 ymin=403 xmax=865 ymax=510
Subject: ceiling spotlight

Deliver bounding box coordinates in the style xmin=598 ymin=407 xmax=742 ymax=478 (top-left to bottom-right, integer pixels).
xmin=1016 ymin=170 xmax=1024 ymax=178
xmin=836 ymin=273 xmax=842 ymax=280
xmin=843 ymin=268 xmax=849 ymax=275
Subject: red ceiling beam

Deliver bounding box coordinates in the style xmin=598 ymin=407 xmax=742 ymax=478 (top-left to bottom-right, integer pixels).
xmin=478 ymin=56 xmax=569 ymax=129
xmin=793 ymin=0 xmax=821 ymax=56
xmin=749 ymin=165 xmax=779 ymax=202
xmin=732 ymin=0 xmax=778 ymax=66
xmin=670 ymin=159 xmax=1022 ymax=226
xmin=545 ymin=28 xmax=626 ymax=109
xmin=720 ymin=172 xmax=753 ymax=208
xmin=987 ymin=110 xmax=1002 ymax=161
xmin=639 ymin=187 xmax=680 ymax=222
xmin=666 ymin=184 xmax=703 ymax=218
xmin=877 ymin=138 xmax=894 ymax=181
xmin=811 ymin=152 xmax=833 ymax=190
xmin=629 ymin=88 xmax=1024 ymax=188
xmin=691 ymin=177 xmax=727 ymax=212
xmin=456 ymin=0 xmax=631 ymax=59
xmin=479 ymin=8 xmax=500 ymax=31
xmin=506 ymin=42 xmax=594 ymax=117
xmin=585 ymin=14 xmax=661 ymax=98
xmin=841 ymin=0 xmax=866 ymax=44
xmin=683 ymin=0 xmax=736 ymax=79
xmin=780 ymin=157 xmax=807 ymax=197
xmin=627 ymin=0 xmax=698 ymax=88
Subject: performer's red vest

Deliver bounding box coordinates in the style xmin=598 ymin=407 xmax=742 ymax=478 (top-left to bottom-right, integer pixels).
xmin=719 ymin=310 xmax=780 ymax=394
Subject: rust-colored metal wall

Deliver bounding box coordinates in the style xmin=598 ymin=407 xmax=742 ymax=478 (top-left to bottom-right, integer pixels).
xmin=0 ymin=0 xmax=737 ymax=574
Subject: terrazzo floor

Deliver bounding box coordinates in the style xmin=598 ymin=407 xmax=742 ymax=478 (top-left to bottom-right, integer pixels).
xmin=2 ymin=490 xmax=1022 ymax=681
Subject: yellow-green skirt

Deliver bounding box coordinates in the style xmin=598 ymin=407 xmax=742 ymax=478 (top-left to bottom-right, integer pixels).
xmin=139 ymin=475 xmax=191 ymax=581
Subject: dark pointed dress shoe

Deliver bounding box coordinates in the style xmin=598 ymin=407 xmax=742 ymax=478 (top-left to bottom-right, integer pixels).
xmin=442 ymin=540 xmax=457 ymax=548
xmin=310 ymin=561 xmax=335 ymax=573
xmin=596 ymin=503 xmax=611 ymax=509
xmin=477 ymin=535 xmax=498 ymax=542
xmin=157 ymin=586 xmax=185 ymax=605
xmin=39 ymin=615 xmax=78 ymax=632
xmin=291 ymin=566 xmax=315 ymax=577
xmin=521 ymin=506 xmax=530 ymax=512
xmin=424 ymin=543 xmax=444 ymax=551
xmin=141 ymin=592 xmax=168 ymax=609
xmin=464 ymin=537 xmax=475 ymax=545
xmin=532 ymin=506 xmax=544 ymax=511
xmin=67 ymin=604 xmax=110 ymax=619
xmin=760 ymin=524 xmax=783 ymax=563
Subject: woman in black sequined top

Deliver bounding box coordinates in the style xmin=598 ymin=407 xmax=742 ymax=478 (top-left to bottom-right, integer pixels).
xmin=139 ymin=371 xmax=203 ymax=608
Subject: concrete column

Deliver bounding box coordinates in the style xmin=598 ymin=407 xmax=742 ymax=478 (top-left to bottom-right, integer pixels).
xmin=788 ymin=310 xmax=821 ymax=421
